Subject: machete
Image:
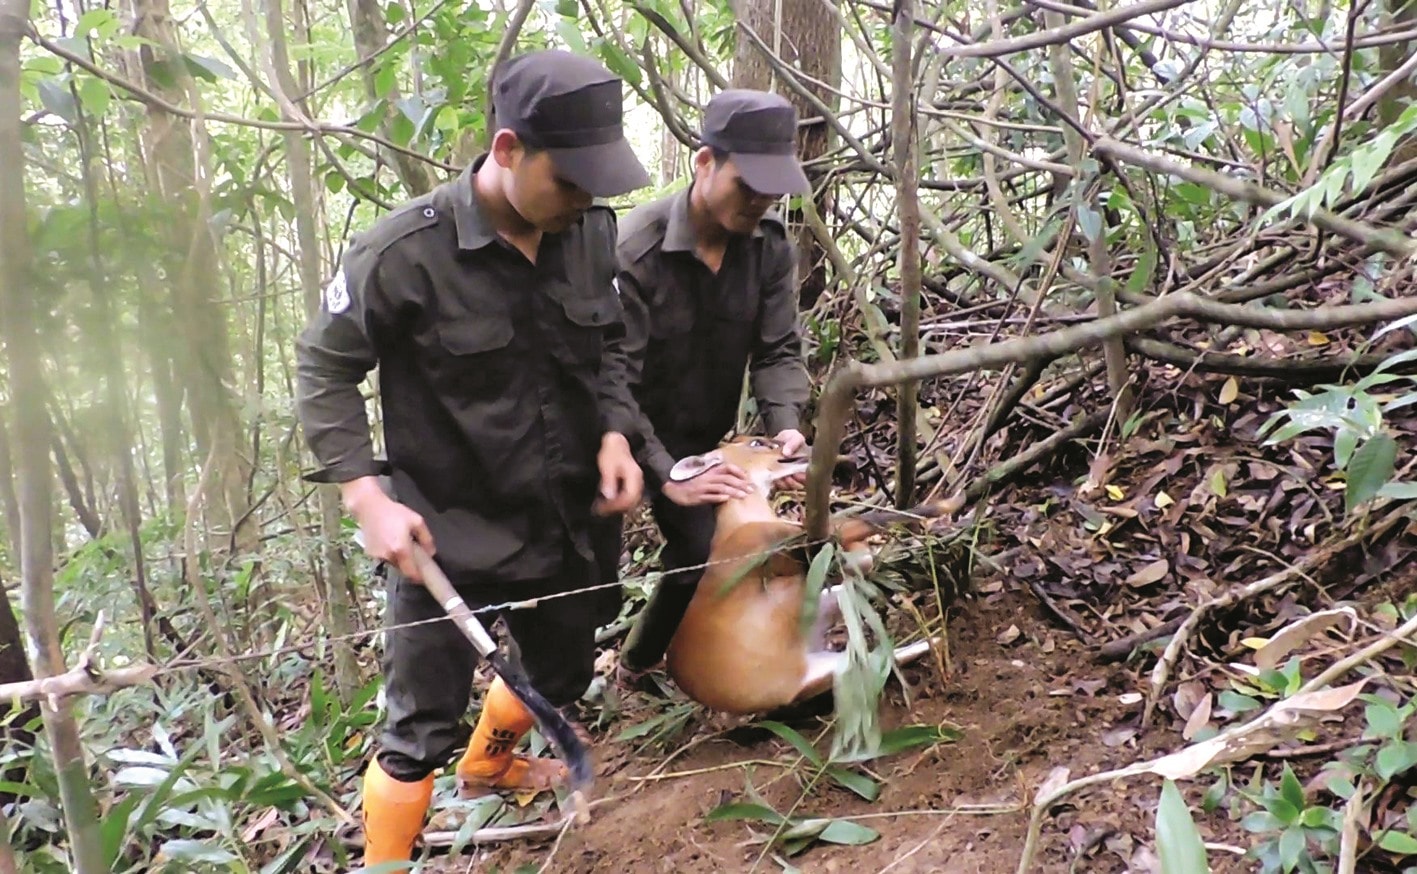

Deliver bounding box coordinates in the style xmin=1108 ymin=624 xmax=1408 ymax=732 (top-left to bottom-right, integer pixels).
xmin=356 ymin=531 xmax=594 ymax=822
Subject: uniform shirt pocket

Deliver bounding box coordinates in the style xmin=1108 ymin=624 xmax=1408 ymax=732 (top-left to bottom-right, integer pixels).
xmin=557 ymin=296 xmax=614 ymax=367
xmin=433 ymin=317 xmax=515 ymax=390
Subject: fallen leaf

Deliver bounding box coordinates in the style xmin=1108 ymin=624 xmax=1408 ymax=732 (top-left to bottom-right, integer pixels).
xmin=1253 ymin=608 xmax=1358 ymax=670
xmin=1103 ymin=727 xmax=1138 ymax=747
xmin=1106 ymin=484 xmax=1125 ymax=501
xmin=1307 ymin=331 xmax=1330 ymax=346
xmin=997 ymin=625 xmax=1021 ymax=646
xmin=1125 ymin=559 xmax=1170 ymax=589
xmin=1037 ymin=766 xmax=1071 ymax=802
xmin=1183 ymin=692 xmax=1213 ymax=741
xmin=1119 ymin=692 xmax=1143 ymax=705
xmin=1154 ymin=491 xmax=1174 ymax=509
xmin=1219 ymin=376 xmax=1239 ymax=405
xmin=1173 ymin=681 xmax=1207 ymax=720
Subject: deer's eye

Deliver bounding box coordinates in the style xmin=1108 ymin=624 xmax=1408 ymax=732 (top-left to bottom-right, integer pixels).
xmin=749 ymin=439 xmax=766 ymax=448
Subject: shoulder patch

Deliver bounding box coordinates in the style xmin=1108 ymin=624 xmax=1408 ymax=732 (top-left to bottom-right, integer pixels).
xmin=323 ymin=269 xmax=351 ymax=314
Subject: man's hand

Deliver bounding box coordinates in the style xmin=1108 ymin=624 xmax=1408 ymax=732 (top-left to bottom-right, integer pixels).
xmin=340 ymin=477 xmax=436 ymax=583
xmin=773 ymin=429 xmax=808 ymax=489
xmin=594 ymin=432 xmax=643 ymax=516
xmin=662 ymin=464 xmax=755 ymax=506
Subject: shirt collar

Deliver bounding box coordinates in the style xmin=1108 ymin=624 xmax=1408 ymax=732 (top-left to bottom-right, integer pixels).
xmin=451 ymin=155 xmax=499 ymax=251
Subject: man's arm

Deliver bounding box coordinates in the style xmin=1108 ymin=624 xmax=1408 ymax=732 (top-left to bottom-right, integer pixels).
xmin=294 ymin=242 xmax=387 ymax=486
xmin=601 ymin=268 xmax=678 ymax=490
xmin=749 ymin=238 xmax=810 ymax=436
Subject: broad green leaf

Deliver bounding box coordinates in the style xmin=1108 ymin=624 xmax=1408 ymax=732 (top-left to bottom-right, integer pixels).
xmin=1365 ymin=701 xmax=1401 ymax=739
xmin=1218 ymin=690 xmax=1261 ymax=712
xmin=757 ymin=720 xmax=823 ymax=767
xmin=1334 ymin=428 xmax=1357 ymax=470
xmin=183 ymin=53 xmax=235 ymax=82
xmin=1262 ymin=795 xmax=1300 ymax=825
xmin=1378 ymin=482 xmax=1417 ymax=500
xmin=705 ymin=802 xmax=786 ymax=825
xmin=159 ymin=839 xmax=239 ymax=863
xmin=876 ymin=724 xmax=964 ymax=756
xmin=1346 ymin=433 xmax=1398 ymax=514
xmin=99 ymin=794 xmax=140 ymax=869
xmin=1376 ymin=741 xmax=1417 ymax=781
xmin=1126 ymin=243 xmax=1158 ymax=295
xmin=1279 ymin=765 xmax=1306 ymax=814
xmin=76 ymin=8 xmax=119 ymax=38
xmin=1374 ymin=347 xmax=1417 ymax=374
xmin=1378 ymin=831 xmax=1417 ymax=854
xmin=1278 ymin=826 xmax=1306 ymax=870
xmin=1156 ymin=780 xmax=1209 ymax=874
xmin=824 ymin=766 xmax=880 ymax=802
xmin=817 ymin=820 xmax=879 ymax=845
xmin=76 ymin=76 xmax=110 ymax=116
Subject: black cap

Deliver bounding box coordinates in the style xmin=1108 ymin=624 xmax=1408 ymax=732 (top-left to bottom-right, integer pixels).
xmin=699 ymin=89 xmax=810 ymax=196
xmin=492 ymin=50 xmax=650 ymax=198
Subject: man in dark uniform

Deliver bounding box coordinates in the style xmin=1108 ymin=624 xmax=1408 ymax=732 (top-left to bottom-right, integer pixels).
xmin=601 ymin=89 xmax=812 ymax=689
xmin=294 ymin=49 xmax=650 ymax=866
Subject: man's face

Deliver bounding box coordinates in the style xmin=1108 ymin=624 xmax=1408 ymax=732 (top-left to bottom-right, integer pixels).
xmin=694 ymin=150 xmax=777 ymax=235
xmin=502 ymin=141 xmax=594 ymax=233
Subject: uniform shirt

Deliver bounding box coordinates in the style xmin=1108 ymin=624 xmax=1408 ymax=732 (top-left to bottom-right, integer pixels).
xmin=294 ymin=157 xmax=631 ymax=584
xmin=601 ymin=186 xmax=809 ymax=488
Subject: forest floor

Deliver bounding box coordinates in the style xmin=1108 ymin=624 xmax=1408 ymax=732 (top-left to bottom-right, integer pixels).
xmin=355 ymin=315 xmax=1417 ymax=874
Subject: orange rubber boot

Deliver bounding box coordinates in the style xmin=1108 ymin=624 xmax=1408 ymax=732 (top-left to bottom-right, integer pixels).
xmin=361 ymin=756 xmax=433 ymax=868
xmin=455 ymin=677 xmax=568 ymax=796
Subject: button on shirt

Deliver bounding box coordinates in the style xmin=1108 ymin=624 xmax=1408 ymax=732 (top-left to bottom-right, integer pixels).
xmin=601 ymin=187 xmax=809 ymax=487
xmin=294 ymin=157 xmax=631 ymax=584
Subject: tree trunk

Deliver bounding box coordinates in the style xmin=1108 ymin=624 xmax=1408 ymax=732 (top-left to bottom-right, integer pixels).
xmin=125 ymin=0 xmax=253 ymax=552
xmin=0 ymin=410 xmax=20 ymax=567
xmin=346 ymin=0 xmax=433 ymax=194
xmin=0 ymin=0 xmax=105 ymax=867
xmin=731 ymin=0 xmax=840 ymax=309
xmin=892 ymin=0 xmax=920 ymax=507
xmin=1379 ymin=0 xmax=1417 ymax=127
xmin=262 ymin=0 xmax=360 ymax=702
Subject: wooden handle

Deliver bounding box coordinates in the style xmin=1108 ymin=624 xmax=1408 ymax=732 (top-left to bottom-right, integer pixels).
xmin=410 ymin=543 xmax=498 ymax=658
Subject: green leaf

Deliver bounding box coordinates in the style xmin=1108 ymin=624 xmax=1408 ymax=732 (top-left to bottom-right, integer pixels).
xmin=758 ymin=720 xmax=823 ymax=767
xmin=599 ymin=42 xmax=642 ymax=87
xmin=75 ymin=76 xmax=109 ymax=117
xmin=99 ymin=795 xmax=140 ymax=869
xmin=1376 ymin=741 xmax=1417 ymax=781
xmin=798 ymin=543 xmax=834 ymax=638
xmin=159 ymin=839 xmax=239 ymax=863
xmin=374 ymin=62 xmax=398 ymax=100
xmin=1378 ymin=482 xmax=1417 ymax=500
xmin=555 ymin=0 xmax=578 ymax=15
xmin=1374 ymin=347 xmax=1417 ymax=374
xmin=824 ymin=766 xmax=880 ymax=802
xmin=876 ymin=723 xmax=964 ymax=756
xmin=1366 ymin=701 xmax=1402 ymax=738
xmin=1375 ymin=312 xmax=1417 ymax=340
xmin=1263 ymin=795 xmax=1300 ymax=825
xmin=1334 ymin=428 xmax=1358 ymax=470
xmin=1218 ymin=690 xmax=1262 ymax=713
xmin=1278 ymin=826 xmax=1306 ymax=871
xmin=1346 ymin=432 xmax=1398 ymax=514
xmin=817 ymin=820 xmax=879 ymax=846
xmin=1126 ymin=243 xmax=1158 ymax=295
xmin=1156 ymin=780 xmax=1209 ymax=874
xmin=36 ymin=78 xmax=77 ymax=124
xmin=1350 ymin=143 xmax=1389 ymax=194
xmin=183 ymin=53 xmax=235 ymax=82
xmin=1280 ymin=766 xmax=1307 ymax=814
xmin=705 ymin=802 xmax=786 ymax=825
xmin=1378 ymin=831 xmax=1417 ymax=855
xmin=556 ymin=18 xmax=588 ymax=53
xmin=76 ymin=8 xmax=119 ymax=38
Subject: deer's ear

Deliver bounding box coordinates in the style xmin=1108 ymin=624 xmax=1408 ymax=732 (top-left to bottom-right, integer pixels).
xmin=669 ymin=453 xmax=722 ymax=482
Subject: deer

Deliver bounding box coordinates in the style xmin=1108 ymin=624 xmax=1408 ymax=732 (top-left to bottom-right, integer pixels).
xmin=661 ymin=435 xmax=956 ymax=715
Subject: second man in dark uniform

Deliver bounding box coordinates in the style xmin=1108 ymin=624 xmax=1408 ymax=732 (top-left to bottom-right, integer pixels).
xmin=603 ymin=89 xmax=813 ymax=687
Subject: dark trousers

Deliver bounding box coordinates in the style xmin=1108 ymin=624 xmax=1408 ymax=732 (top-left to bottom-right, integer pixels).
xmin=377 ymin=519 xmax=622 ymax=782
xmin=619 ymin=494 xmax=716 ymax=672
